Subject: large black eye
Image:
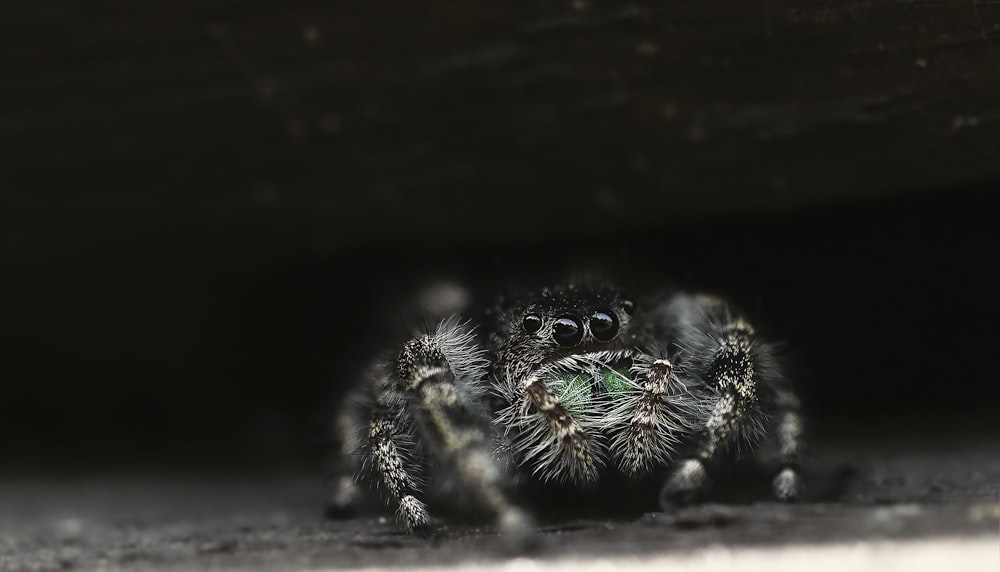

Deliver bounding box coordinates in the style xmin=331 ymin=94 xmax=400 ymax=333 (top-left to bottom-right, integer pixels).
xmin=522 ymin=313 xmax=542 ymax=333
xmin=552 ymin=315 xmax=584 ymax=347
xmin=590 ymin=311 xmax=619 ymax=341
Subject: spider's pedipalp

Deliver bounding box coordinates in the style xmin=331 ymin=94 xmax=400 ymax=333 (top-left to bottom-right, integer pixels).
xmin=496 ymin=357 xmax=608 ymax=485
xmin=605 ymin=357 xmax=691 ymax=477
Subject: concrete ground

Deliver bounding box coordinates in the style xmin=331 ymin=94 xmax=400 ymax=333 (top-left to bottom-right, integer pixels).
xmin=1 ymin=435 xmax=997 ymax=571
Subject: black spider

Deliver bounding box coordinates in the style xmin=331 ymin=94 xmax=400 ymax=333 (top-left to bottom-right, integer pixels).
xmin=327 ymin=279 xmax=802 ymax=542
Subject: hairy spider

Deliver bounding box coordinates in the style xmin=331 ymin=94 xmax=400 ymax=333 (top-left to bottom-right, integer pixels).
xmin=327 ymin=279 xmax=802 ymax=540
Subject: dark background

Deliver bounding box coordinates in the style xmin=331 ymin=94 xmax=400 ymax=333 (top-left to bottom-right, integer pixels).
xmin=2 ymin=1 xmax=999 ymax=476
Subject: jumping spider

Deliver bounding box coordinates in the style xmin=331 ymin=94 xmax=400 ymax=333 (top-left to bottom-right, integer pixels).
xmin=328 ymin=279 xmax=802 ymax=540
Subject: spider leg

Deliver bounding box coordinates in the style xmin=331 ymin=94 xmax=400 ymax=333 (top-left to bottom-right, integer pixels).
xmin=654 ymin=293 xmax=781 ymax=508
xmin=367 ymin=408 xmax=436 ymax=536
xmin=396 ymin=334 xmax=533 ymax=540
xmin=770 ymin=387 xmax=803 ymax=501
xmin=343 ymin=362 xmax=438 ymax=535
xmin=324 ymin=387 xmax=366 ymax=519
xmin=659 ymin=393 xmax=741 ymax=507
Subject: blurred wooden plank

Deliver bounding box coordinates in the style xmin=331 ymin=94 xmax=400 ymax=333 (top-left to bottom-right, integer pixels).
xmin=2 ymin=1 xmax=999 ymax=257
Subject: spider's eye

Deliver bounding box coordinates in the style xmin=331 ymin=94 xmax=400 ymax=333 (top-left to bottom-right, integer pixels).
xmin=589 ymin=311 xmax=619 ymax=341
xmin=622 ymin=299 xmax=636 ymax=315
xmin=552 ymin=315 xmax=584 ymax=347
xmin=522 ymin=313 xmax=542 ymax=333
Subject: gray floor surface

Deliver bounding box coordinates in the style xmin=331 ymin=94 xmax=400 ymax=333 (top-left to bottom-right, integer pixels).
xmin=1 ymin=437 xmax=997 ymax=571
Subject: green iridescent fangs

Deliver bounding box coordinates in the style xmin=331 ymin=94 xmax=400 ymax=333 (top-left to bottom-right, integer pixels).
xmin=549 ymin=373 xmax=592 ymax=398
xmin=548 ymin=363 xmax=633 ymax=396
xmin=601 ymin=365 xmax=633 ymax=394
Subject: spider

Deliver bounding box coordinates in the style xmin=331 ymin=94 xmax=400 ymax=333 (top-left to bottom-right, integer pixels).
xmin=326 ymin=279 xmax=802 ymax=541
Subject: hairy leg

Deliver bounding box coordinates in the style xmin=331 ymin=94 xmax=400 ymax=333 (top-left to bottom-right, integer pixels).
xmin=324 ymin=389 xmax=366 ymax=518
xmin=397 ymin=333 xmax=533 ymax=539
xmin=367 ymin=409 xmax=435 ymax=535
xmin=654 ymin=294 xmax=776 ymax=508
xmin=770 ymin=387 xmax=803 ymax=500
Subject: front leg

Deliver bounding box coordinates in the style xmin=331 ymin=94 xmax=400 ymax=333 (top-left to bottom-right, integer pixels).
xmin=396 ymin=323 xmax=533 ymax=540
xmin=368 ymin=409 xmax=436 ymax=536
xmin=660 ymin=393 xmax=743 ymax=508
xmin=770 ymin=387 xmax=803 ymax=501
xmin=325 ymin=386 xmax=367 ymax=519
xmin=655 ymin=293 xmax=794 ymax=508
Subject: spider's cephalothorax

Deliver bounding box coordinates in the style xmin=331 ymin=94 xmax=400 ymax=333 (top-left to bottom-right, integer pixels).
xmin=328 ymin=280 xmax=803 ymax=540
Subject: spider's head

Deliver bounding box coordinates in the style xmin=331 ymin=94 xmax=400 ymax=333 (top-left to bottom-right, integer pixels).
xmin=493 ymin=283 xmax=643 ymax=385
xmin=514 ymin=285 xmax=634 ymax=349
